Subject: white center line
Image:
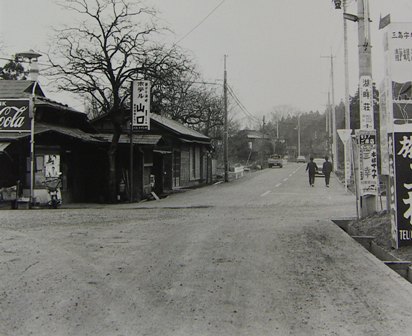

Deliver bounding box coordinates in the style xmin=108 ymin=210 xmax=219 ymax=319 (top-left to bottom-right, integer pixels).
xmin=283 ymin=178 xmax=288 ymax=182
xmin=275 ymin=183 xmax=281 ymax=188
xmin=260 ymin=190 xmax=271 ymax=197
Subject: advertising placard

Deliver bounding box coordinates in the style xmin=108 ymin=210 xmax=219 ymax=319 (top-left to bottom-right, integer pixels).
xmin=132 ymin=80 xmax=151 ymax=130
xmin=384 ymin=23 xmax=412 ymax=126
xmin=379 ymin=79 xmax=390 ymax=175
xmin=383 ymin=23 xmax=412 ymax=248
xmin=44 ymin=154 xmax=60 ymax=178
xmin=390 ymin=132 xmax=412 ymax=247
xmin=0 ymin=99 xmax=31 ymax=132
xmin=355 ymin=130 xmax=378 ymax=196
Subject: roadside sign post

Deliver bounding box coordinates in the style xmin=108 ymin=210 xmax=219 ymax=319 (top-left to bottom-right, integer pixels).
xmin=337 ymin=129 xmax=352 ymax=192
xmin=130 ymin=80 xmax=151 ymax=202
xmin=380 ymin=22 xmax=412 ymax=248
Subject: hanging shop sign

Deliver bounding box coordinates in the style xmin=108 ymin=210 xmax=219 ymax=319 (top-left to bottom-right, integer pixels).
xmin=131 ymin=80 xmax=151 ymax=130
xmin=0 ymin=99 xmax=31 ymax=132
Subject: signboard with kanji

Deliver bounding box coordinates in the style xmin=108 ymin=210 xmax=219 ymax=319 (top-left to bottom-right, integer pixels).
xmin=383 ymin=23 xmax=412 ymax=248
xmin=0 ymin=99 xmax=31 ymax=132
xmin=355 ymin=130 xmax=378 ymax=196
xmin=383 ymin=23 xmax=412 ymax=126
xmin=379 ymin=79 xmax=390 ymax=175
xmin=132 ymin=80 xmax=151 ymax=130
xmin=359 ymin=75 xmax=374 ymax=129
xmin=389 ymin=132 xmax=412 ymax=248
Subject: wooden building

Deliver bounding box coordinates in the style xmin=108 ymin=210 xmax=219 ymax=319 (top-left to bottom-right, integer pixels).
xmin=0 ymin=80 xmax=213 ymax=205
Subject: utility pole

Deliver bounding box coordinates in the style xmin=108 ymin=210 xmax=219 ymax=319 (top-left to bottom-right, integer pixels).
xmin=223 ymin=55 xmax=229 ymax=183
xmin=330 ymin=55 xmax=337 ymax=172
xmin=297 ymin=114 xmax=301 ymax=157
xmin=322 ymin=54 xmax=338 ymax=171
xmin=343 ymin=0 xmax=350 ymax=130
xmin=356 ymin=0 xmax=377 ymax=217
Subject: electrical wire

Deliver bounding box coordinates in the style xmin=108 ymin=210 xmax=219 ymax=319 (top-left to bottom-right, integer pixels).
xmin=227 ymin=84 xmax=259 ymax=123
xmin=175 ymin=0 xmax=226 ymax=44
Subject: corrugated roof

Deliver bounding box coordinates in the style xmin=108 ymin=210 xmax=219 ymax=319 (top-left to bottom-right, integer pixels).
xmin=34 ymin=96 xmax=84 ymax=115
xmin=151 ymin=114 xmax=210 ymax=141
xmin=0 ymin=80 xmax=45 ymax=98
xmin=0 ymin=124 xmax=162 ymax=146
xmin=0 ymin=123 xmax=102 ymax=143
xmin=93 ymin=133 xmax=162 ymax=145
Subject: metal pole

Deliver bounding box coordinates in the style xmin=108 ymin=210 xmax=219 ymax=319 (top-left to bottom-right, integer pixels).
xmin=29 ymin=81 xmax=38 ymax=206
xmin=223 ymin=55 xmax=229 ymax=182
xmin=130 ymin=82 xmax=134 ymax=202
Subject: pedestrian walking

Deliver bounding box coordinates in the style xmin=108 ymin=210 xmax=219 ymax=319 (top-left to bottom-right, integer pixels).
xmin=322 ymin=156 xmax=333 ymax=187
xmin=305 ymin=157 xmax=318 ymax=187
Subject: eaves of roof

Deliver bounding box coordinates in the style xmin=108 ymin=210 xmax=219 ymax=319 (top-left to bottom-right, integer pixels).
xmin=92 ymin=133 xmax=162 ymax=145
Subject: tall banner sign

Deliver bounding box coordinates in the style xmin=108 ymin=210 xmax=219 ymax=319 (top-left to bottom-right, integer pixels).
xmin=337 ymin=129 xmax=352 ymax=191
xmin=381 ymin=22 xmax=412 ymax=248
xmin=384 ymin=23 xmax=412 ymax=126
xmin=389 ymin=132 xmax=412 ymax=248
xmin=0 ymin=99 xmax=31 ymax=132
xmin=383 ymin=23 xmax=412 ymax=248
xmin=379 ymin=79 xmax=390 ymax=175
xmin=359 ymin=75 xmax=374 ymax=129
xmin=132 ymin=80 xmax=151 ymax=130
xmin=355 ymin=130 xmax=378 ymax=196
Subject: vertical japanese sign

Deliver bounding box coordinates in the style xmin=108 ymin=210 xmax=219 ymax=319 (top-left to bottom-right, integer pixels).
xmin=337 ymin=129 xmax=352 ymax=191
xmin=383 ymin=23 xmax=412 ymax=248
xmin=359 ymin=75 xmax=374 ymax=129
xmin=132 ymin=80 xmax=151 ymax=130
xmin=384 ymin=23 xmax=412 ymax=126
xmin=390 ymin=132 xmax=412 ymax=248
xmin=355 ymin=130 xmax=378 ymax=196
xmin=379 ymin=79 xmax=390 ymax=175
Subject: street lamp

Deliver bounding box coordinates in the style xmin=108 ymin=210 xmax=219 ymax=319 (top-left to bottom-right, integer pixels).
xmin=15 ymin=50 xmax=42 ymax=206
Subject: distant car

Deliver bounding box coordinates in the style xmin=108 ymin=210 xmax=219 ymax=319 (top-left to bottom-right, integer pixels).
xmin=296 ymin=155 xmax=306 ymax=163
xmin=268 ymin=154 xmax=283 ymax=168
xmin=313 ymin=158 xmax=325 ymax=177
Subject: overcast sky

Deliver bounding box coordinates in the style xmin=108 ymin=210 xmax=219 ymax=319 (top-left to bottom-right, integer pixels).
xmin=1 ymin=0 xmax=412 ymax=126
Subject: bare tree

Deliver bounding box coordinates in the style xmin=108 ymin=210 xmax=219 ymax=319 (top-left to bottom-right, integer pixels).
xmin=47 ymin=0 xmax=193 ymax=201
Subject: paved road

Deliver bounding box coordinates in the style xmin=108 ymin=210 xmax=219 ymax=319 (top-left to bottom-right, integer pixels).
xmin=1 ymin=162 xmax=412 ymax=335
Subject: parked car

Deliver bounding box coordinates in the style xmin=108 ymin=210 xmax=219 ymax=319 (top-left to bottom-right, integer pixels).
xmin=268 ymin=154 xmax=283 ymax=168
xmin=313 ymin=158 xmax=325 ymax=177
xmin=296 ymin=155 xmax=306 ymax=163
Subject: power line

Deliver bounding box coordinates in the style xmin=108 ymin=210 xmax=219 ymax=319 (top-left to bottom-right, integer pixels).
xmin=175 ymin=0 xmax=226 ymax=44
xmin=226 ymin=84 xmax=259 ymax=123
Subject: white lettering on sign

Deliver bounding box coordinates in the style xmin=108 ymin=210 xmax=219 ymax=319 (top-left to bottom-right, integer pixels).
xmin=0 ymin=106 xmax=27 ymax=128
xmin=399 ymin=230 xmax=412 ymax=240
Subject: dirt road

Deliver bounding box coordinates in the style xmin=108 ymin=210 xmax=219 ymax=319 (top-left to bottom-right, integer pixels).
xmin=1 ymin=163 xmax=412 ymax=335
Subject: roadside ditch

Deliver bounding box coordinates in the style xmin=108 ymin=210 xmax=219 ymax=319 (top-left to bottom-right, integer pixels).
xmin=332 ymin=215 xmax=412 ymax=284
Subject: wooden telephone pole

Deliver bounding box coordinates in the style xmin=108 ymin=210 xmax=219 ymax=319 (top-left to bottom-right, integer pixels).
xmin=223 ymin=55 xmax=229 ymax=182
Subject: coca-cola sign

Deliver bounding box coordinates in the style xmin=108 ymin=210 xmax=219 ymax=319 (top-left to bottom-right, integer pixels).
xmin=0 ymin=99 xmax=31 ymax=132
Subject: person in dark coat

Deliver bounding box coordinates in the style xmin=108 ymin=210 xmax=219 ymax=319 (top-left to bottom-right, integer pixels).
xmin=305 ymin=157 xmax=318 ymax=187
xmin=322 ymin=156 xmax=333 ymax=187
